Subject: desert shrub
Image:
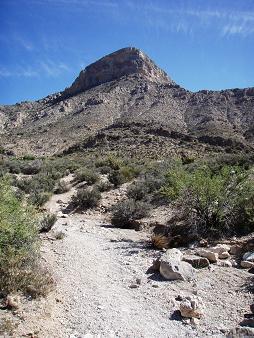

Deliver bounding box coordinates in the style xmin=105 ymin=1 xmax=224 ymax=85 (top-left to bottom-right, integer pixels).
xmin=97 ymin=165 xmax=112 ymax=175
xmin=207 ymin=153 xmax=254 ymax=172
xmin=162 ymin=164 xmax=254 ymax=239
xmin=160 ymin=164 xmax=190 ymax=200
xmin=0 ymin=179 xmax=51 ymax=295
xmin=71 ymin=187 xmax=101 ymax=210
xmin=144 ymin=174 xmax=165 ymax=193
xmin=39 ymin=213 xmax=57 ymax=232
xmin=74 ymin=168 xmax=99 ymax=185
xmin=17 ymin=173 xmax=56 ymax=194
xmin=119 ymin=165 xmax=140 ymax=181
xmin=108 ymin=170 xmax=126 ymax=187
xmin=95 ymin=180 xmax=113 ymax=192
xmin=111 ymin=199 xmax=150 ymax=228
xmin=127 ymin=181 xmax=149 ymax=200
xmin=95 ymin=156 xmax=123 ymax=170
xmin=21 ymin=160 xmax=42 ymax=175
xmin=22 ymin=154 xmax=35 ymax=161
xmin=15 ymin=171 xmax=58 ymax=207
xmin=29 ymin=191 xmax=51 ymax=207
xmin=5 ymin=160 xmax=22 ymax=174
xmin=54 ymin=180 xmax=70 ymax=194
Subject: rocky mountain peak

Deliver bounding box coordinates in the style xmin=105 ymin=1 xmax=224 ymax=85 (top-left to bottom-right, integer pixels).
xmin=63 ymin=47 xmax=172 ymax=97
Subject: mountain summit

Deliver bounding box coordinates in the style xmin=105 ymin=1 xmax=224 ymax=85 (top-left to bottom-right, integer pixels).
xmin=63 ymin=47 xmax=172 ymax=97
xmin=0 ymin=47 xmax=253 ymax=156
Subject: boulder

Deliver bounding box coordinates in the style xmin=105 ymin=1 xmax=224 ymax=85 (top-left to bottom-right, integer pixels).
xmin=197 ymin=249 xmax=218 ymax=263
xmin=161 ymin=248 xmax=183 ymax=261
xmin=230 ymin=244 xmax=242 ymax=256
xmin=160 ymin=260 xmax=196 ymax=281
xmin=159 ymin=249 xmax=195 ymax=281
xmin=241 ymin=261 xmax=254 ymax=269
xmin=219 ymin=251 xmax=230 ymax=259
xmin=208 ymin=244 xmax=231 ymax=259
xmin=183 ymin=255 xmax=209 ymax=269
xmin=179 ymin=296 xmax=203 ymax=319
xmin=243 ymin=252 xmax=254 ymax=262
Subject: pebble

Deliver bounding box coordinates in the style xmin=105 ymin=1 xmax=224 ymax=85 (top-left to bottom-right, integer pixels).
xmin=129 ymin=284 xmax=139 ymax=289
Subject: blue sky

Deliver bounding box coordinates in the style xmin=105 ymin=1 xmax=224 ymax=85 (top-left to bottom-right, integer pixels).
xmin=0 ymin=0 xmax=254 ymax=104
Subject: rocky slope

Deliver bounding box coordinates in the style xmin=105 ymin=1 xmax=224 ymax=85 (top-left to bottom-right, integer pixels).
xmin=0 ymin=47 xmax=253 ymax=156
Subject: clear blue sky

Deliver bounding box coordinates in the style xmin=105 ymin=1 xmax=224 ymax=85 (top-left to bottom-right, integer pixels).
xmin=1 ymin=0 xmax=254 ymax=104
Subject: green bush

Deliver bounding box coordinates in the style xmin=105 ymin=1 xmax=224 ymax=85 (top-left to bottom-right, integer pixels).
xmin=95 ymin=180 xmax=113 ymax=192
xmin=95 ymin=156 xmax=123 ymax=170
xmin=39 ymin=213 xmax=57 ymax=232
xmin=22 ymin=154 xmax=36 ymax=161
xmin=108 ymin=170 xmax=126 ymax=187
xmin=162 ymin=164 xmax=254 ymax=239
xmin=74 ymin=168 xmax=99 ymax=185
xmin=127 ymin=181 xmax=149 ymax=200
xmin=120 ymin=165 xmax=140 ymax=181
xmin=71 ymin=188 xmax=101 ymax=210
xmin=111 ymin=199 xmax=150 ymax=228
xmin=21 ymin=160 xmax=42 ymax=175
xmin=29 ymin=191 xmax=51 ymax=207
xmin=0 ymin=179 xmax=51 ymax=295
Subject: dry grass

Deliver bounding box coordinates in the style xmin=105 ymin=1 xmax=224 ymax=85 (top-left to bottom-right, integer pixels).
xmin=151 ymin=234 xmax=170 ymax=250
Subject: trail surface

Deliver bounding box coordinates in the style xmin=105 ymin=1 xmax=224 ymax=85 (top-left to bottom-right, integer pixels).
xmin=16 ymin=181 xmax=252 ymax=338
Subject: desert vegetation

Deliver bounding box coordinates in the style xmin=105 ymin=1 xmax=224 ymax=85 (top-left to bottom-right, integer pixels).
xmin=0 ymin=179 xmax=52 ymax=297
xmin=0 ymin=150 xmax=253 ymax=335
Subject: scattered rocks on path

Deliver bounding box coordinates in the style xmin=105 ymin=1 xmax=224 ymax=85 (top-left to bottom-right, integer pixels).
xmin=197 ymin=249 xmax=218 ymax=263
xmin=179 ymin=296 xmax=203 ymax=319
xmin=240 ymin=261 xmax=254 ymax=269
xmin=159 ymin=249 xmax=196 ymax=281
xmin=242 ymin=252 xmax=254 ymax=262
xmin=182 ymin=255 xmax=210 ymax=269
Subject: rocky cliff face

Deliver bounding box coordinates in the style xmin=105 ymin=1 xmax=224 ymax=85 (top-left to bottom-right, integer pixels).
xmin=0 ymin=47 xmax=253 ymax=156
xmin=63 ymin=47 xmax=171 ymax=97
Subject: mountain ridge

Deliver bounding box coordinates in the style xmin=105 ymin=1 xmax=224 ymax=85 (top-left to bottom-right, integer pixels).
xmin=0 ymin=47 xmax=253 ymax=156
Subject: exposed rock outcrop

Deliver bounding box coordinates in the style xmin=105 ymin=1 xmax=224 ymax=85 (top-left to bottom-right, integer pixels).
xmin=63 ymin=47 xmax=171 ymax=97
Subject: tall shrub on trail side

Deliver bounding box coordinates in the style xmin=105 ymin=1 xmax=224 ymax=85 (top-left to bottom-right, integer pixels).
xmin=161 ymin=165 xmax=254 ymax=239
xmin=0 ymin=179 xmax=51 ymax=296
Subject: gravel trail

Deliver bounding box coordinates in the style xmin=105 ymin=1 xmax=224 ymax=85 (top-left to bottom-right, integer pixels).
xmin=17 ymin=183 xmax=251 ymax=338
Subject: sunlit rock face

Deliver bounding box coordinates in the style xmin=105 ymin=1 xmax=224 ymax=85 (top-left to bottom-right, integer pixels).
xmin=63 ymin=47 xmax=172 ymax=97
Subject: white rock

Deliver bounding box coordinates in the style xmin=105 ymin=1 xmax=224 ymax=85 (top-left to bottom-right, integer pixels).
xmin=179 ymin=296 xmax=203 ymax=319
xmin=209 ymin=244 xmax=231 ymax=258
xmin=197 ymin=249 xmax=218 ymax=263
xmin=159 ymin=249 xmax=195 ymax=281
xmin=243 ymin=252 xmax=254 ymax=262
xmin=219 ymin=251 xmax=230 ymax=259
xmin=240 ymin=260 xmax=254 ymax=269
xmin=162 ymin=248 xmax=183 ymax=261
xmin=160 ymin=260 xmax=196 ymax=281
xmin=6 ymin=295 xmax=20 ymax=309
xmin=217 ymin=260 xmax=232 ymax=267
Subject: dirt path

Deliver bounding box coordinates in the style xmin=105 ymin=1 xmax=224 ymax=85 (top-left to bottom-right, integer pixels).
xmin=16 ymin=181 xmax=253 ymax=338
